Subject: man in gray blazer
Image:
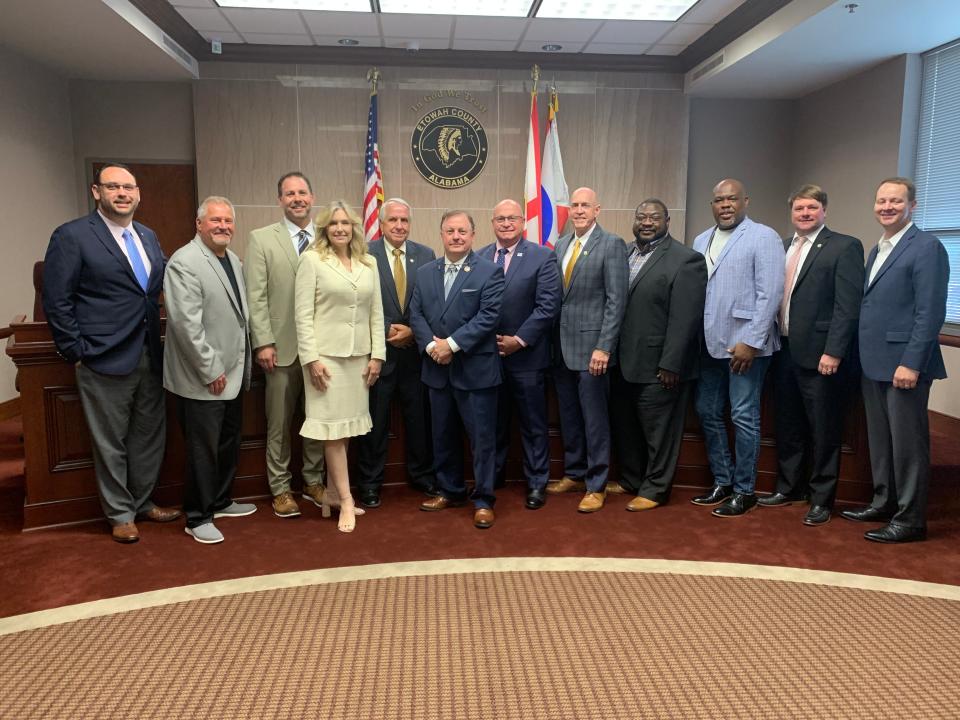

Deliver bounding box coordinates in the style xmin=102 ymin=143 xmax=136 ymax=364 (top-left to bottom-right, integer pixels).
xmin=547 ymin=187 xmax=628 ymax=513
xmin=164 ymin=196 xmax=256 ymax=544
xmin=245 ymin=172 xmax=326 ymax=519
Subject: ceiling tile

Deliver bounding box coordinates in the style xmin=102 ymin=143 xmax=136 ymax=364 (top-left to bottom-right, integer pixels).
xmin=453 ymin=16 xmax=528 ymax=41
xmin=383 ymin=37 xmax=450 ymax=49
xmin=657 ymin=22 xmax=711 ymax=44
xmin=312 ymin=35 xmax=383 ymax=46
xmin=524 ymin=18 xmax=601 ymax=41
xmin=199 ymin=30 xmax=245 ymax=43
xmin=380 ymin=13 xmax=453 ymax=39
xmin=590 ymin=19 xmax=671 ymax=44
xmin=221 ymin=8 xmax=307 ymax=33
xmin=451 ymin=38 xmax=520 ymax=51
xmin=516 ymin=39 xmax=585 ymax=52
xmin=584 ymin=42 xmax=652 ymax=55
xmin=301 ymin=11 xmax=380 ymax=36
xmin=679 ymin=0 xmax=745 ymax=24
xmin=176 ymin=7 xmax=235 ymax=32
xmin=646 ymin=43 xmax=685 ymax=55
xmin=241 ymin=32 xmax=315 ymax=44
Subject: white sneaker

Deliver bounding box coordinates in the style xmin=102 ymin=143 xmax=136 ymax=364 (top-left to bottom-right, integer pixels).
xmin=185 ymin=523 xmax=224 ymax=544
xmin=213 ymin=501 xmax=257 ymax=518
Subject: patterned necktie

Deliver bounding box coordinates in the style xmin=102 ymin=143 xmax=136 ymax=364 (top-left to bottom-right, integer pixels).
xmin=496 ymin=247 xmax=507 ymax=268
xmin=564 ymin=237 xmax=582 ymax=288
xmin=779 ymin=236 xmax=806 ymax=330
xmin=297 ymin=230 xmax=309 ymax=255
xmin=122 ymin=228 xmax=149 ymax=291
xmin=444 ymin=264 xmax=459 ymax=300
xmin=393 ymin=248 xmax=406 ymax=311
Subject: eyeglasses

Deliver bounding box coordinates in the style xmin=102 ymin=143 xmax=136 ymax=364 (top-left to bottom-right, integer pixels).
xmin=635 ymin=214 xmax=664 ymax=222
xmin=493 ymin=215 xmax=523 ymax=225
xmin=98 ymin=183 xmax=138 ymax=193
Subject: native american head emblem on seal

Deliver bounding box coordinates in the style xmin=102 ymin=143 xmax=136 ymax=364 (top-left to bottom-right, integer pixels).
xmin=411 ymin=106 xmax=488 ymax=189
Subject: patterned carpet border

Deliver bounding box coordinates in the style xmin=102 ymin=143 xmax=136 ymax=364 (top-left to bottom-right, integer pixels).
xmin=3 ymin=557 xmax=958 ymax=636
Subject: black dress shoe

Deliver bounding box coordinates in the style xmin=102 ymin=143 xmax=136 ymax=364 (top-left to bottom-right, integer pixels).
xmin=410 ymin=480 xmax=442 ymax=497
xmin=803 ymin=505 xmax=831 ymax=526
xmin=359 ymin=489 xmax=381 ymax=509
xmin=757 ymin=492 xmax=804 ymax=508
xmin=691 ymin=485 xmax=733 ymax=506
xmin=840 ymin=506 xmax=893 ymax=523
xmin=525 ymin=487 xmax=546 ymax=510
xmin=711 ymin=493 xmax=758 ymax=517
xmin=864 ymin=523 xmax=927 ymax=544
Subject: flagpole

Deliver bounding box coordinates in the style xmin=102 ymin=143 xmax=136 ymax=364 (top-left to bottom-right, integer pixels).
xmin=524 ymin=65 xmax=543 ymax=245
xmin=362 ymin=67 xmax=384 ymax=243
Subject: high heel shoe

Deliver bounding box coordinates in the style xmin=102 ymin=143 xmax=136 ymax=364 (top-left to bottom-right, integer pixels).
xmin=336 ymin=497 xmax=357 ymax=533
xmin=320 ymin=485 xmax=365 ymax=519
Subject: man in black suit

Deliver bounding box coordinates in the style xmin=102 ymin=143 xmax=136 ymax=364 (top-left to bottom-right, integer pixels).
xmin=357 ymin=198 xmax=438 ymax=508
xmin=611 ymin=200 xmax=706 ymax=511
xmin=758 ymin=185 xmax=864 ymax=526
xmin=42 ymin=163 xmax=181 ymax=543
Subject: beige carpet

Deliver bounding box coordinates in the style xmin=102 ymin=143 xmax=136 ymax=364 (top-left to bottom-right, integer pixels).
xmin=2 ymin=561 xmax=959 ymax=719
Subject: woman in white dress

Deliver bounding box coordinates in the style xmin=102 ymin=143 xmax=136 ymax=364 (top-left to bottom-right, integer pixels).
xmin=294 ymin=200 xmax=386 ymax=532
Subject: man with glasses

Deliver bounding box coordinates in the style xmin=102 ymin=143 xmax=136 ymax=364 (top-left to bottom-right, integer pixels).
xmin=42 ymin=163 xmax=181 ymax=543
xmin=477 ymin=199 xmax=561 ymax=509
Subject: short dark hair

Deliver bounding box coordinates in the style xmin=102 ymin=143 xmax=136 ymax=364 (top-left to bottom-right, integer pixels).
xmin=636 ymin=198 xmax=669 ymax=219
xmin=788 ymin=184 xmax=828 ymax=208
xmin=440 ymin=209 xmax=475 ymax=231
xmin=277 ymin=171 xmax=313 ymax=197
xmin=877 ymin=176 xmax=916 ymax=202
xmin=94 ymin=163 xmax=135 ymax=185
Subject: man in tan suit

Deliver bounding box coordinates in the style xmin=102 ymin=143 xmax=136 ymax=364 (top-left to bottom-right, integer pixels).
xmin=244 ymin=172 xmax=326 ymax=518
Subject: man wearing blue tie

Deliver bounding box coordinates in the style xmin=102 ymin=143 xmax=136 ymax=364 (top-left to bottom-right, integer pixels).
xmin=42 ymin=163 xmax=181 ymax=543
xmin=410 ymin=210 xmax=504 ymax=529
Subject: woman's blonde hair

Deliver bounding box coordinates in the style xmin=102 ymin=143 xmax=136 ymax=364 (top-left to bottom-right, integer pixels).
xmin=312 ymin=200 xmax=371 ymax=266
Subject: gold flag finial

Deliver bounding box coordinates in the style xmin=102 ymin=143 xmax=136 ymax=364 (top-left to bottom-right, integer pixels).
xmin=531 ymin=64 xmax=540 ymax=94
xmin=366 ymin=67 xmax=381 ymax=92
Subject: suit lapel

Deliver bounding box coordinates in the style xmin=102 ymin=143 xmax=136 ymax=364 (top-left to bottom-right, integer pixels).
xmin=373 ymin=242 xmax=402 ymax=315
xmin=868 ymin=225 xmax=915 ymax=289
xmin=404 ymin=244 xmax=423 ymax=309
xmin=503 ymin=241 xmax=528 ymax=291
xmin=711 ymin=221 xmax=746 ymax=271
xmin=567 ymin=225 xmax=601 ymax=290
xmin=90 ymin=213 xmax=141 ymax=289
xmin=134 ymin=221 xmax=165 ymax=292
xmin=275 ymin=223 xmax=299 ymax=274
xmin=195 ymin=237 xmax=244 ymax=319
xmin=793 ymin=228 xmax=829 ymax=292
xmin=440 ymin=251 xmax=475 ymax=317
xmin=629 ymin=237 xmax=669 ymax=294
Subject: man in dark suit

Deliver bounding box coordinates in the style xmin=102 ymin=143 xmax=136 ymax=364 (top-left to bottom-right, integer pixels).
xmin=758 ymin=185 xmax=864 ymax=526
xmin=477 ymin=199 xmax=562 ymax=510
xmin=357 ymin=198 xmax=438 ymax=508
xmin=42 ymin=163 xmax=181 ymax=543
xmin=611 ymin=199 xmax=706 ymax=511
xmin=547 ymin=187 xmax=628 ymax=513
xmin=410 ymin=210 xmax=504 ymax=529
xmin=842 ymin=177 xmax=949 ymax=543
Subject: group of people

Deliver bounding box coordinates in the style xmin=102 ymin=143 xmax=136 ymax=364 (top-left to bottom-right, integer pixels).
xmin=41 ymin=164 xmax=949 ymax=546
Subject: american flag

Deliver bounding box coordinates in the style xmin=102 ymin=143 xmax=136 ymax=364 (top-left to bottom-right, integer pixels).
xmin=363 ymin=89 xmax=384 ymax=243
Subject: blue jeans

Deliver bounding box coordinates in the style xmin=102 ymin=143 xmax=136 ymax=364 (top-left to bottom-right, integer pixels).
xmin=695 ymin=354 xmax=772 ymax=495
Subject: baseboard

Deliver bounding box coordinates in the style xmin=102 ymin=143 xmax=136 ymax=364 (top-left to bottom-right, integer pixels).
xmin=0 ymin=397 xmax=20 ymax=422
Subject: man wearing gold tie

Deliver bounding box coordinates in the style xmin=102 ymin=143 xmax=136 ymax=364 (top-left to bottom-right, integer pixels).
xmin=548 ymin=187 xmax=628 ymax=513
xmin=357 ymin=199 xmax=439 ymax=508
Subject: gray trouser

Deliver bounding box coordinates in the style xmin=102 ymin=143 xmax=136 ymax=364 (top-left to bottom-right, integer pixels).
xmin=264 ymin=361 xmax=325 ymax=495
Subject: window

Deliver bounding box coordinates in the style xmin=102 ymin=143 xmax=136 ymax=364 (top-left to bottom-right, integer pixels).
xmin=915 ymin=40 xmax=960 ymax=331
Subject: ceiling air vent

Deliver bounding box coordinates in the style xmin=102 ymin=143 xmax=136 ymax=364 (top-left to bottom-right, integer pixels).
xmin=691 ymin=52 xmax=724 ymax=82
xmin=161 ymin=32 xmax=195 ymax=68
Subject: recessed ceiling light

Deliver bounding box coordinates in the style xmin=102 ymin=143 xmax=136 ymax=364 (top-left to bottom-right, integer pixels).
xmin=338 ymin=38 xmax=360 ymax=45
xmin=535 ymin=0 xmax=697 ymax=21
xmin=379 ymin=0 xmax=528 ymax=17
xmin=216 ymin=0 xmax=372 ymax=11
xmin=541 ymin=44 xmax=562 ymax=51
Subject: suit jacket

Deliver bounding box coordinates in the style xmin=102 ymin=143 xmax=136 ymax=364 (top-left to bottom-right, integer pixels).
xmin=409 ymin=251 xmax=504 ymax=391
xmin=163 ymin=236 xmax=251 ymax=401
xmin=244 ymin=221 xmax=304 ymax=367
xmin=693 ymin=216 xmax=784 ymax=359
xmin=859 ymin=224 xmax=949 ymax=382
xmin=42 ymin=211 xmax=165 ymax=375
xmin=368 ymin=238 xmax=436 ymax=376
xmin=294 ymin=251 xmax=387 ymax=365
xmin=553 ymin=224 xmax=628 ymax=371
xmin=618 ymin=236 xmax=707 ymax=384
xmin=782 ymin=226 xmax=864 ymax=369
xmin=476 ymin=240 xmax=561 ymax=372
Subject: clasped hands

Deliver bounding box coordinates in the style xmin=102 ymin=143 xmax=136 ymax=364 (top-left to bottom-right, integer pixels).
xmin=429 ymin=337 xmax=453 ymax=365
xmin=307 ymin=358 xmax=383 ymax=390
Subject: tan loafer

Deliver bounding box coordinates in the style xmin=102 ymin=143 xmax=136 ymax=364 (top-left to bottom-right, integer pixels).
xmin=140 ymin=506 xmax=183 ymax=523
xmin=577 ymin=491 xmax=606 ymax=513
xmin=111 ymin=522 xmax=140 ymax=544
xmin=546 ymin=476 xmax=586 ymax=495
xmin=474 ymin=508 xmax=495 ymax=529
xmin=626 ymin=496 xmax=660 ymax=512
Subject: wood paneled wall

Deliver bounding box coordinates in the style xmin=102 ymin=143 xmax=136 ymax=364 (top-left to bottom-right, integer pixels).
xmin=194 ymin=62 xmax=689 ymax=257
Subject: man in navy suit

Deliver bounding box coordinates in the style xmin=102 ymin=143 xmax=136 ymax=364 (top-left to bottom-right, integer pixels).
xmin=357 ymin=198 xmax=438 ymax=508
xmin=410 ymin=210 xmax=504 ymax=529
xmin=477 ymin=199 xmax=561 ymax=509
xmin=842 ymin=177 xmax=949 ymax=543
xmin=42 ymin=163 xmax=181 ymax=543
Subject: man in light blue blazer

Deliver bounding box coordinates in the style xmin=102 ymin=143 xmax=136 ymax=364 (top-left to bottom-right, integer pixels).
xmin=841 ymin=177 xmax=949 ymax=543
xmin=691 ymin=178 xmax=785 ymax=517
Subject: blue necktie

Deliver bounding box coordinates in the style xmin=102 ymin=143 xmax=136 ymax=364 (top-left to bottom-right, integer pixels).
xmin=443 ymin=264 xmax=459 ymax=300
xmin=297 ymin=230 xmax=309 ymax=255
xmin=496 ymin=247 xmax=507 ymax=267
xmin=122 ymin=229 xmax=149 ymax=291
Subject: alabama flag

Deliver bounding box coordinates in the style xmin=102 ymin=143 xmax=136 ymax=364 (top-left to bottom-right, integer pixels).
xmin=523 ymin=86 xmax=542 ymax=246
xmin=540 ymin=90 xmax=569 ymax=249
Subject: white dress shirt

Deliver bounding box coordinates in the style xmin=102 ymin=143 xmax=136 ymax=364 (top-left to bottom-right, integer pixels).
xmin=98 ymin=210 xmax=152 ymax=277
xmin=781 ymin=224 xmax=823 ymax=336
xmin=869 ymin=222 xmax=913 ymax=285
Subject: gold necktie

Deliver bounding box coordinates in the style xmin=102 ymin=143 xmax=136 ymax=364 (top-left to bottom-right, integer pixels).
xmin=393 ymin=248 xmax=406 ymax=311
xmin=564 ymin=237 xmax=582 ymax=287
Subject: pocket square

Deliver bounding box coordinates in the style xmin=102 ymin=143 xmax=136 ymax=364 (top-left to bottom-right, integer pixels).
xmin=462 ymin=288 xmax=478 ymax=293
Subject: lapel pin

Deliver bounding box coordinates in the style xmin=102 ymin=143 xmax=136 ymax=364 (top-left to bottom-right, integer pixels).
xmin=464 ymin=265 xmax=472 ymax=272
xmin=582 ymin=251 xmax=589 ymax=256
xmin=816 ymin=244 xmax=822 ymax=248
xmin=517 ymin=252 xmax=524 ymax=257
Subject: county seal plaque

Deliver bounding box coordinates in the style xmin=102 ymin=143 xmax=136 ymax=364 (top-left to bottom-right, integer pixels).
xmin=411 ymin=106 xmax=488 ymax=189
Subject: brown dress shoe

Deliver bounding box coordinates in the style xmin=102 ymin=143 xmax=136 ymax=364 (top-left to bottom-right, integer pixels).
xmin=112 ymin=522 xmax=140 ymax=544
xmin=420 ymin=495 xmax=466 ymax=512
xmin=577 ymin=491 xmax=606 ymax=513
xmin=626 ymin=496 xmax=660 ymax=512
xmin=272 ymin=492 xmax=301 ymax=518
xmin=546 ymin=477 xmax=587 ymax=495
xmin=474 ymin=508 xmax=495 ymax=529
xmin=606 ymin=482 xmax=627 ymax=495
xmin=140 ymin=506 xmax=183 ymax=523
xmin=301 ymin=483 xmax=326 ymax=508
